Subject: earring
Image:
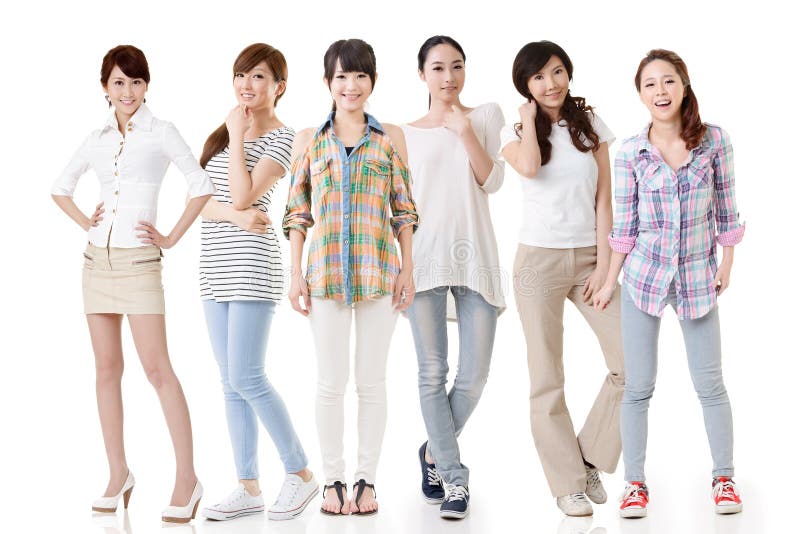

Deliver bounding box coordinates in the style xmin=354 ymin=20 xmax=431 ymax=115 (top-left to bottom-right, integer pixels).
xmin=143 ymin=98 xmax=147 ymax=103
xmin=104 ymin=94 xmax=110 ymax=102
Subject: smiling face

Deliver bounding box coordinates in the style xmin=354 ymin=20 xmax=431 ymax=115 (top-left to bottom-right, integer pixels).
xmin=638 ymin=59 xmax=686 ymax=122
xmin=234 ymin=60 xmax=284 ymax=110
xmin=327 ymin=59 xmax=374 ymax=113
xmin=420 ymin=43 xmax=465 ymax=104
xmin=103 ymin=65 xmax=147 ymax=115
xmin=526 ymin=54 xmax=570 ymax=121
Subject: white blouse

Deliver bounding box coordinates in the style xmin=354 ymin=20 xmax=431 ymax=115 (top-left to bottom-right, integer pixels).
xmin=401 ymin=102 xmax=506 ymax=316
xmin=52 ymin=105 xmax=215 ymax=248
xmin=500 ymin=113 xmax=614 ymax=248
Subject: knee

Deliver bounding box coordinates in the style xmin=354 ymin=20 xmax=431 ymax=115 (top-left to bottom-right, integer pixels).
xmin=143 ymin=363 xmax=176 ymax=390
xmin=317 ymin=378 xmax=347 ymax=399
xmin=623 ymin=380 xmax=655 ymax=403
xmin=229 ymin=372 xmax=272 ymax=400
xmin=453 ymin=370 xmax=489 ymax=401
xmin=356 ymin=379 xmax=386 ymax=401
xmin=692 ymin=373 xmax=728 ymax=405
xmin=417 ymin=357 xmax=448 ymax=388
xmin=95 ymin=358 xmax=123 ymax=384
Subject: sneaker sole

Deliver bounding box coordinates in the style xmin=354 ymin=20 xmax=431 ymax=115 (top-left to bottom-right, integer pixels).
xmin=268 ymin=486 xmax=319 ymax=521
xmin=440 ymin=509 xmax=468 ymax=519
xmin=203 ymin=506 xmax=264 ymax=521
xmin=620 ymin=507 xmax=647 ymax=518
xmin=715 ymin=503 xmax=742 ymax=515
xmin=423 ymin=494 xmax=445 ymax=505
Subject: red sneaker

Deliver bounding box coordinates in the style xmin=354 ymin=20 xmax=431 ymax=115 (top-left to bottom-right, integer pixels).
xmin=619 ymin=482 xmax=648 ymax=518
xmin=712 ymin=477 xmax=742 ymax=514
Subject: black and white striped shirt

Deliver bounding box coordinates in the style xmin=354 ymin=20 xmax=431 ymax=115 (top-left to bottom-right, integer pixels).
xmin=200 ymin=127 xmax=294 ymax=302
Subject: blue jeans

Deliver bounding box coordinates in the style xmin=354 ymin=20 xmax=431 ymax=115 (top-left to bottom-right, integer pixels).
xmin=620 ymin=284 xmax=734 ymax=482
xmin=407 ymin=286 xmax=497 ymax=486
xmin=203 ymin=299 xmax=307 ymax=479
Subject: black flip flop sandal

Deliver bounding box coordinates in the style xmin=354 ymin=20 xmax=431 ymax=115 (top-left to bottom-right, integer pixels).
xmin=351 ymin=479 xmax=377 ymax=516
xmin=320 ymin=481 xmax=347 ymax=515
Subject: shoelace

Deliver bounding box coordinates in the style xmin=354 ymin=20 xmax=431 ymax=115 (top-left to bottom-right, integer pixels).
xmin=585 ymin=468 xmax=601 ymax=490
xmin=426 ymin=466 xmax=442 ymax=487
xmin=620 ymin=485 xmax=647 ymax=507
xmin=275 ymin=480 xmax=300 ymax=506
xmin=446 ymin=485 xmax=468 ymax=502
xmin=712 ymin=480 xmax=738 ymax=502
xmin=215 ymin=487 xmax=247 ymax=508
xmin=566 ymin=493 xmax=590 ymax=504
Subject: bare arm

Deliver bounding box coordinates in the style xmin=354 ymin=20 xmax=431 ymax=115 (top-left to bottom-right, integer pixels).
xmin=52 ymin=195 xmax=94 ymax=231
xmin=594 ymin=143 xmax=613 ymax=271
xmin=501 ymin=102 xmax=541 ymax=178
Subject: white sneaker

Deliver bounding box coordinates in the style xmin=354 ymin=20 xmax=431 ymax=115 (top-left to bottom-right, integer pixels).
xmin=556 ymin=493 xmax=593 ymax=516
xmin=268 ymin=473 xmax=319 ymax=520
xmin=584 ymin=465 xmax=607 ymax=504
xmin=202 ymin=484 xmax=264 ymax=521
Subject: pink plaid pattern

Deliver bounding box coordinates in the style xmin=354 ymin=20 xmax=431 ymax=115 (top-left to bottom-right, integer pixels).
xmin=609 ymin=124 xmax=744 ymax=319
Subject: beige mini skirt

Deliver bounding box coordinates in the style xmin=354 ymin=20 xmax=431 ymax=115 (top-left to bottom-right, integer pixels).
xmin=82 ymin=244 xmax=165 ymax=315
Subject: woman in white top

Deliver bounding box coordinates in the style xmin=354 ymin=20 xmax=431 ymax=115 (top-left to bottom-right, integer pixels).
xmin=196 ymin=43 xmax=318 ymax=522
xmin=400 ymin=35 xmax=504 ymax=520
xmin=501 ymin=40 xmax=624 ymax=517
xmin=51 ymin=45 xmax=213 ymax=523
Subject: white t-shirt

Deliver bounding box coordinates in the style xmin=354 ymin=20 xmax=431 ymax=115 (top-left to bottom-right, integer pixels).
xmin=401 ymin=102 xmax=506 ymax=315
xmin=500 ymin=113 xmax=614 ymax=248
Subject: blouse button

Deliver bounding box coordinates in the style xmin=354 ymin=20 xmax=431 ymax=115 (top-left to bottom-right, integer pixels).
xmin=114 ymin=171 xmax=118 ymax=176
xmin=344 ymin=239 xmax=349 ymax=244
xmin=114 ymin=190 xmax=119 ymax=195
xmin=112 ymin=209 xmax=116 ymax=214
xmin=119 ymin=141 xmax=123 ymax=146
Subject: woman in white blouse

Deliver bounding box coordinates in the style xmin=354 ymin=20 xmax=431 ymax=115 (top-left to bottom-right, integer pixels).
xmin=501 ymin=40 xmax=624 ymax=517
xmin=51 ymin=45 xmax=213 ymax=523
xmin=400 ymin=35 xmax=505 ymax=520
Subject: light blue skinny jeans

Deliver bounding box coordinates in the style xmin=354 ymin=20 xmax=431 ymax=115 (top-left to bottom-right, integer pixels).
xmin=620 ymin=284 xmax=734 ymax=482
xmin=406 ymin=286 xmax=497 ymax=486
xmin=203 ymin=299 xmax=307 ymax=479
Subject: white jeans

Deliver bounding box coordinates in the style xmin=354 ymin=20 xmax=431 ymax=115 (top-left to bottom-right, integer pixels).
xmin=309 ymin=296 xmax=398 ymax=484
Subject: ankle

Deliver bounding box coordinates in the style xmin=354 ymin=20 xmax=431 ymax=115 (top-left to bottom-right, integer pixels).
xmin=293 ymin=468 xmax=313 ymax=483
xmin=240 ymin=479 xmax=261 ymax=496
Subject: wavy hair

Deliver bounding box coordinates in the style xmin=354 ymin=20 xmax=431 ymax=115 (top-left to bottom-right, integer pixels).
xmin=511 ymin=41 xmax=599 ymax=165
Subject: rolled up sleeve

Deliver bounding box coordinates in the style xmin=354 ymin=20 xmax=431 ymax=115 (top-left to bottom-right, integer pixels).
xmin=282 ymin=150 xmax=314 ymax=239
xmin=609 ymin=146 xmax=639 ymax=253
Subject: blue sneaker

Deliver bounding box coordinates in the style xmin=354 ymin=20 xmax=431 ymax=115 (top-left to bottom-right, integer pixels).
xmin=418 ymin=442 xmax=445 ymax=504
xmin=440 ymin=484 xmax=469 ymax=519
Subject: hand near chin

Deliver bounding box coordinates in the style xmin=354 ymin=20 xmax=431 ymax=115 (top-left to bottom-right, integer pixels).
xmin=225 ymin=105 xmax=252 ymax=139
xmin=443 ymin=105 xmax=471 ymax=137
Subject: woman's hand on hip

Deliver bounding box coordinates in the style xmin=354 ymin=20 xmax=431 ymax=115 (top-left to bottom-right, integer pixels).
xmin=136 ymin=221 xmax=174 ymax=249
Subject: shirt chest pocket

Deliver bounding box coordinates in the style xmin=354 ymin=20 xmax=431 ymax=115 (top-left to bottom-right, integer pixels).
xmin=362 ymin=159 xmax=390 ymax=198
xmin=638 ymin=162 xmax=666 ymax=192
xmin=310 ymin=158 xmax=335 ymax=197
xmin=686 ymin=154 xmax=713 ymax=188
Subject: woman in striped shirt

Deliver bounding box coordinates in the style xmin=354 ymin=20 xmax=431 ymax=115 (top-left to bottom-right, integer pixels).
xmin=197 ymin=43 xmax=318 ymax=522
xmin=595 ymin=49 xmax=745 ymax=518
xmin=283 ymin=39 xmax=418 ymax=516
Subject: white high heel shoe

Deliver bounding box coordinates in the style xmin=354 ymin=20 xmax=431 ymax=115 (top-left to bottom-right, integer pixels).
xmin=92 ymin=471 xmax=135 ymax=513
xmin=162 ymin=480 xmax=203 ymax=523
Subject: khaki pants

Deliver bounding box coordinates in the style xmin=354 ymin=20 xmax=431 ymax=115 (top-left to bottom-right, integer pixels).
xmin=513 ymin=244 xmax=624 ymax=496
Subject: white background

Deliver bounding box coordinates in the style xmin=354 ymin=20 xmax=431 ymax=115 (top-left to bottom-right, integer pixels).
xmin=1 ymin=1 xmax=796 ymax=533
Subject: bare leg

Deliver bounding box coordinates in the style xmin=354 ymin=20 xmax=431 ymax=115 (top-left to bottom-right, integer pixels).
xmin=127 ymin=314 xmax=197 ymax=506
xmin=87 ymin=313 xmax=128 ymax=497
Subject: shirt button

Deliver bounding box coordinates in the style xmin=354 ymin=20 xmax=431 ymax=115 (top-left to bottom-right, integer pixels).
xmin=112 ymin=209 xmax=116 ymax=214
xmin=344 ymin=214 xmax=350 ymax=219
xmin=344 ymin=239 xmax=349 ymax=244
xmin=114 ymin=190 xmax=119 ymax=195
xmin=114 ymin=171 xmax=118 ymax=176
xmin=119 ymin=141 xmax=123 ymax=146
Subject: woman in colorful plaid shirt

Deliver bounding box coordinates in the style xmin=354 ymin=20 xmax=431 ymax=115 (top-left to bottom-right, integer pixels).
xmin=594 ymin=49 xmax=745 ymax=518
xmin=282 ymin=39 xmax=418 ymax=516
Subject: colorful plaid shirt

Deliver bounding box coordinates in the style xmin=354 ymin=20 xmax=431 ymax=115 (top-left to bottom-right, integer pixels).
xmin=282 ymin=113 xmax=418 ymax=304
xmin=609 ymin=124 xmax=745 ymax=319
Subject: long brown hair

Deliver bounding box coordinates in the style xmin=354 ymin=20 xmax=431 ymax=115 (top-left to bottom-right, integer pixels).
xmin=635 ymin=49 xmax=705 ymax=150
xmin=511 ymin=41 xmax=599 ymax=165
xmin=200 ymin=43 xmax=288 ymax=168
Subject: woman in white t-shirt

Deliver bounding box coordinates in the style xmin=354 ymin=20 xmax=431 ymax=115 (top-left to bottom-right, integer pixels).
xmin=400 ymin=35 xmax=505 ymax=520
xmin=501 ymin=40 xmax=624 ymax=517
